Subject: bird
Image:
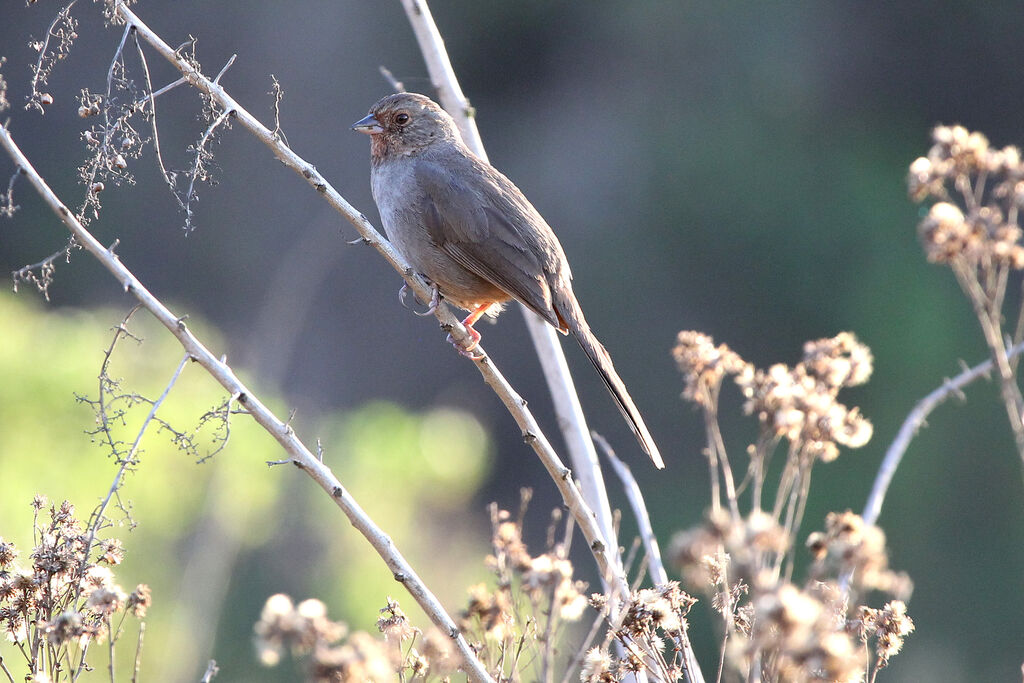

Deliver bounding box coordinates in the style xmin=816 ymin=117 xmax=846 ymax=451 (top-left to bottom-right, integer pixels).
xmin=352 ymin=92 xmax=664 ymax=469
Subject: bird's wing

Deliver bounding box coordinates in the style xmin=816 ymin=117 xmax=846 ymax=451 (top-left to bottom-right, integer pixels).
xmin=414 ymin=158 xmax=565 ymax=329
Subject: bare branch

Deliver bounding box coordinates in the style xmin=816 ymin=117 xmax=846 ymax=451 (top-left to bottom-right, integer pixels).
xmin=593 ymin=432 xmax=667 ymax=585
xmin=379 ymin=65 xmax=406 ymax=93
xmin=862 ymin=341 xmax=1024 ymax=526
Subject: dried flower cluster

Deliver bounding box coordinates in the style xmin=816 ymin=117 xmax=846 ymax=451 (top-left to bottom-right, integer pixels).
xmin=254 ymin=594 xmax=409 ymax=682
xmin=458 ymin=503 xmax=588 ymax=679
xmin=854 ymin=600 xmax=915 ymax=672
xmin=253 ymin=502 xmax=591 ymax=682
xmin=580 ymin=583 xmax=697 ymax=683
xmin=668 ymin=509 xmax=788 ymax=590
xmin=669 ymin=328 xmax=908 ymax=681
xmin=675 ymin=331 xmax=873 ymax=464
xmin=0 ymin=497 xmax=150 ymax=681
xmin=672 ymin=331 xmax=746 ymax=408
xmin=666 ymin=512 xmax=914 ymax=683
xmin=910 ymin=125 xmax=1024 ymax=268
xmin=806 ymin=511 xmax=912 ymax=598
xmin=909 ymin=125 xmax=1024 ymax=463
xmin=746 ymin=582 xmax=862 ymax=683
xmin=738 ymin=333 xmax=874 ymax=463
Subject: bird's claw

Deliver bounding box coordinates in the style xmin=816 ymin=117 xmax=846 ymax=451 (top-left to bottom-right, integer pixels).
xmin=447 ymin=325 xmax=484 ymax=360
xmin=414 ymin=283 xmax=440 ymax=317
xmin=399 ymin=282 xmax=441 ymax=316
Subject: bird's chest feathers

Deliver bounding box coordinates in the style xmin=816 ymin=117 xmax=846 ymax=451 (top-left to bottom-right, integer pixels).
xmin=371 ymin=162 xmax=444 ymax=267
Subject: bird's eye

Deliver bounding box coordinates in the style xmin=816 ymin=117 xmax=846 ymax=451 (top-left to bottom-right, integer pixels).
xmin=395 ymin=113 xmax=410 ymax=125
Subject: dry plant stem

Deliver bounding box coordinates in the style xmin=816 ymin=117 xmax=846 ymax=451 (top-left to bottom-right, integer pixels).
xmin=0 ymin=656 xmax=13 ymax=683
xmin=1011 ymin=281 xmax=1024 ymax=372
xmin=862 ymin=340 xmax=1024 ymax=526
xmin=699 ymin=384 xmax=740 ymax=518
xmin=596 ymin=432 xmax=707 ymax=683
xmin=398 ymin=0 xmax=618 ymax=558
xmin=131 ymin=622 xmax=144 ymax=683
xmin=76 ymin=343 xmax=188 ymax=605
xmin=199 ymin=660 xmax=219 ymax=683
xmin=951 ymin=257 xmax=1024 ymax=463
xmin=593 ymin=433 xmax=667 ymax=585
xmin=0 ymin=125 xmax=494 ymax=683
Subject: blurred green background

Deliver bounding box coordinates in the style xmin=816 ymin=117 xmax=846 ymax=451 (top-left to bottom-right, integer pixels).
xmin=2 ymin=1 xmax=1024 ymax=681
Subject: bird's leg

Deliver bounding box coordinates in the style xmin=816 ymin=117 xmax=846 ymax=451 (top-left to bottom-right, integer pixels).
xmin=447 ymin=304 xmax=489 ymax=358
xmin=398 ymin=282 xmax=441 ymax=316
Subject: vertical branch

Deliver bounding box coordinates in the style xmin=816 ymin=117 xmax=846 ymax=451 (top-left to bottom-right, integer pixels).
xmin=392 ymin=6 xmax=702 ymax=680
xmin=397 ymin=0 xmax=621 ymax=563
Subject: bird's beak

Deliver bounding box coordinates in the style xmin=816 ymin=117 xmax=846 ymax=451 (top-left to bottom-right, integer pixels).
xmin=351 ymin=114 xmax=383 ymax=135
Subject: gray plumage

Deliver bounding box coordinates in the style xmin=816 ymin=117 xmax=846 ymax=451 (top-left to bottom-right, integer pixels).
xmin=354 ymin=92 xmax=664 ymax=469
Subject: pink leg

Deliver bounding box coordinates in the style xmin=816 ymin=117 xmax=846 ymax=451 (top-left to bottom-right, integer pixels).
xmin=447 ymin=304 xmax=490 ymax=357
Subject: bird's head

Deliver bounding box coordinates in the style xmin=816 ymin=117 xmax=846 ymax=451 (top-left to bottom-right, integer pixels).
xmin=352 ymin=92 xmax=462 ymax=161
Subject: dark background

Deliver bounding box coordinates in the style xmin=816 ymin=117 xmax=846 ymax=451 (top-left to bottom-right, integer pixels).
xmin=3 ymin=2 xmax=1024 ymax=681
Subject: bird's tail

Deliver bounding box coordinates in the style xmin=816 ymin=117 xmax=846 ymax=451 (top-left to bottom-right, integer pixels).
xmin=556 ymin=294 xmax=665 ymax=469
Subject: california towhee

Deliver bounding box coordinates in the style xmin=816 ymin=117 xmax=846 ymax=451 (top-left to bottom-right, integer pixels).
xmin=353 ymin=93 xmax=663 ymax=469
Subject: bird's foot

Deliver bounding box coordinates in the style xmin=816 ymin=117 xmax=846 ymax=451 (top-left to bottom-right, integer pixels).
xmin=447 ymin=323 xmax=483 ymax=359
xmin=398 ymin=282 xmax=440 ymax=316
xmin=447 ymin=307 xmax=487 ymax=359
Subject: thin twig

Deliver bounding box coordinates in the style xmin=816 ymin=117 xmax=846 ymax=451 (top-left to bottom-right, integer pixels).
xmin=131 ymin=622 xmax=144 ymax=683
xmin=592 ymin=432 xmax=667 ymax=585
xmin=379 ymin=65 xmax=405 ymax=92
xmin=198 ymin=660 xmax=218 ymax=683
xmin=862 ymin=340 xmax=1024 ymax=526
xmin=75 ymin=350 xmax=189 ymax=607
xmin=0 ymin=656 xmax=15 ymax=683
xmin=132 ymin=32 xmax=178 ymax=202
xmin=182 ymin=105 xmax=231 ymax=228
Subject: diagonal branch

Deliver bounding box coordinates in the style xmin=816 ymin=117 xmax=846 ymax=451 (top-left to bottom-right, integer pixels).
xmin=111 ymin=0 xmax=634 ymax=617
xmin=0 ymin=122 xmax=494 ymax=683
